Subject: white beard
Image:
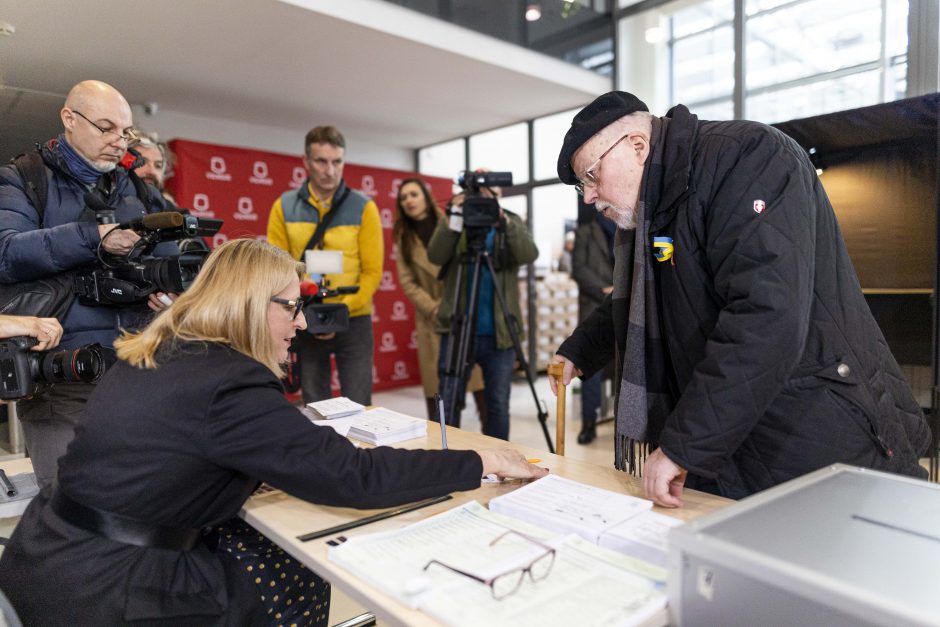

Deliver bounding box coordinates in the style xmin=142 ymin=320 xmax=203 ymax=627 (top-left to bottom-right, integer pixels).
xmin=597 ymin=202 xmax=636 ymax=230
xmin=90 ymin=160 xmax=117 ymax=173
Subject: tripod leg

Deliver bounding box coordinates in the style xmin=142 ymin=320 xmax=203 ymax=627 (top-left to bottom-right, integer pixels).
xmin=441 ymin=254 xmax=483 ymax=428
xmin=480 ymin=253 xmax=555 ymax=453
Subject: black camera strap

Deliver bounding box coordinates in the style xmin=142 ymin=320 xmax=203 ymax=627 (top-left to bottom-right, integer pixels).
xmin=300 ymin=181 xmax=351 ymax=256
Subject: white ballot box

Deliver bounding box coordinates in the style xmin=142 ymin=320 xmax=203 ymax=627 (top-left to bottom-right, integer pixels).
xmin=668 ymin=464 xmax=940 ymax=627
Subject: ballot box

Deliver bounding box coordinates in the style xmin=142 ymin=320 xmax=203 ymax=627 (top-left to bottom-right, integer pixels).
xmin=668 ymin=464 xmax=940 ymax=627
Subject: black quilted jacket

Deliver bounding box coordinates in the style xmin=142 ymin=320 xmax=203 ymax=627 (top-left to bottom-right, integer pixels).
xmin=559 ymin=105 xmax=931 ymax=499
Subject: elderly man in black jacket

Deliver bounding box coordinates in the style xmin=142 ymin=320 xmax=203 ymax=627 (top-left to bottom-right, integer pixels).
xmin=550 ymin=91 xmax=931 ymax=507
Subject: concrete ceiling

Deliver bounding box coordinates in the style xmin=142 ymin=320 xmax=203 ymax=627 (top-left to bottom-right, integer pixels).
xmin=0 ymin=0 xmax=609 ymax=160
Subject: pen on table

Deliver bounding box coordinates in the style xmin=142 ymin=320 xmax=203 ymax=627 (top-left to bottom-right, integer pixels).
xmin=436 ymin=393 xmax=448 ymax=450
xmin=298 ymin=494 xmax=453 ymax=542
xmin=0 ymin=469 xmax=16 ymax=498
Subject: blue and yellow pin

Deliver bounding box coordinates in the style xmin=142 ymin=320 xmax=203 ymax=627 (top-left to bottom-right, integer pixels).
xmin=653 ymin=236 xmax=674 ymax=263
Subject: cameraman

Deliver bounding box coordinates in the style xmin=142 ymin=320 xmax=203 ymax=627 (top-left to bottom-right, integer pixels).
xmin=0 ymin=80 xmax=176 ymax=487
xmin=428 ymin=177 xmax=538 ymax=440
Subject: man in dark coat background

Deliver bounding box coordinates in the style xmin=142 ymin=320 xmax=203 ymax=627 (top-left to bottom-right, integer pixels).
xmin=550 ymin=91 xmax=931 ymax=506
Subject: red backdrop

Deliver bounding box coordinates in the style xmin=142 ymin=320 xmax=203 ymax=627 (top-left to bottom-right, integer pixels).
xmin=165 ymin=139 xmax=453 ymax=393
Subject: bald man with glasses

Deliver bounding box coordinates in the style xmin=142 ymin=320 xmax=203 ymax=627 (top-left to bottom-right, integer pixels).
xmin=0 ymin=80 xmax=177 ymax=487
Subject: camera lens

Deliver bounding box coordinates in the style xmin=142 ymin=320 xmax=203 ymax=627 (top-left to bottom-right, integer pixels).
xmin=38 ymin=345 xmax=108 ymax=385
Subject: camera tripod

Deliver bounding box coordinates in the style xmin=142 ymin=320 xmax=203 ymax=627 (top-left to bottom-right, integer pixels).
xmin=440 ymin=227 xmax=555 ymax=452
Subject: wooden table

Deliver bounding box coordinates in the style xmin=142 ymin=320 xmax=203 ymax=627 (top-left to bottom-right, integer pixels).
xmin=242 ymin=423 xmax=731 ymax=626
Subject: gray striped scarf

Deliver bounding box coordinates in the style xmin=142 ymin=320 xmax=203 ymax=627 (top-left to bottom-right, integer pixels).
xmin=613 ymin=116 xmax=675 ymax=475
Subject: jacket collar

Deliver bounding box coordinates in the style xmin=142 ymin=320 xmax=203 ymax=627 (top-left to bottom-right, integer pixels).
xmin=41 ymin=138 xmax=130 ymax=194
xmin=649 ymin=105 xmax=698 ymax=233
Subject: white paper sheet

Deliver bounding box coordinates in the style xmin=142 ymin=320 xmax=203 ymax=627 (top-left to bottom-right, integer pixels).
xmin=328 ymin=501 xmax=665 ymax=626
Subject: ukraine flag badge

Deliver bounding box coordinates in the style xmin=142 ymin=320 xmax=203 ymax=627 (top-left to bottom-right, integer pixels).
xmin=653 ymin=236 xmax=674 ymax=263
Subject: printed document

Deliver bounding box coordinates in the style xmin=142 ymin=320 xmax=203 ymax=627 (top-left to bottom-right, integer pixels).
xmin=329 ymin=501 xmax=666 ymax=626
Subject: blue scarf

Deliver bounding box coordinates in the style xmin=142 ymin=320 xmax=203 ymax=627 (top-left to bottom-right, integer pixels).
xmin=57 ymin=135 xmax=107 ymax=185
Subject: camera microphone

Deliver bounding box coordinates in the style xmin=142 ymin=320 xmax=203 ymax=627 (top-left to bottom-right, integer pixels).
xmin=118 ymin=211 xmax=185 ymax=232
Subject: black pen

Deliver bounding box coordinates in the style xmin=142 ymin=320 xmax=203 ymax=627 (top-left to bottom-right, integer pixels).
xmin=298 ymin=494 xmax=453 ymax=542
xmin=0 ymin=469 xmax=16 ymax=498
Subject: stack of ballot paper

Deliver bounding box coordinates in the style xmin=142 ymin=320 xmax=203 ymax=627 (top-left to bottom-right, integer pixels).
xmin=347 ymin=407 xmax=427 ymax=445
xmin=329 ymin=500 xmax=668 ymax=627
xmin=488 ymin=474 xmax=681 ymax=569
xmin=305 ymin=396 xmax=365 ymax=419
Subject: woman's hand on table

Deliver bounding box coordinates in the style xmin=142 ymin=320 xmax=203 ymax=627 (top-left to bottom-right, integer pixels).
xmin=477 ymin=449 xmax=548 ymax=481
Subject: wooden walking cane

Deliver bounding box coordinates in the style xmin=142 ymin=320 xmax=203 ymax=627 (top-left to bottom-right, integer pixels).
xmin=547 ymin=362 xmax=566 ymax=456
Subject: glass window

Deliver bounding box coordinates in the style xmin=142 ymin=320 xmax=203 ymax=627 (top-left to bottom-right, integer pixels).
xmin=672 ymin=0 xmax=734 ymax=39
xmin=672 ymin=25 xmax=735 ymax=104
xmin=688 ymin=99 xmax=735 ymax=120
xmin=469 ymin=123 xmax=530 ymax=185
xmin=746 ymin=69 xmax=881 ymax=123
xmin=533 ymin=108 xmax=582 ymax=182
xmin=418 ymin=138 xmax=465 ymax=181
xmin=745 ymin=0 xmax=882 ymax=91
xmin=531 ymin=184 xmax=578 ymax=271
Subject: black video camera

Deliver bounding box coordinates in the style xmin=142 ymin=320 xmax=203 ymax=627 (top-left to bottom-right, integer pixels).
xmin=74 ymin=210 xmax=223 ymax=306
xmin=0 ymin=336 xmax=113 ymax=400
xmin=302 ymin=282 xmax=359 ymax=335
xmin=455 ymin=170 xmax=513 ymax=229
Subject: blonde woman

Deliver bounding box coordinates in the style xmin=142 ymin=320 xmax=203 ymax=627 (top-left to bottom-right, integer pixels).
xmin=0 ymin=238 xmax=546 ymax=626
xmin=394 ymin=177 xmax=488 ymax=424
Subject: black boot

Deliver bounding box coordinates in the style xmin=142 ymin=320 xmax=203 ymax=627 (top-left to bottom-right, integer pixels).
xmin=577 ymin=424 xmax=596 ymax=444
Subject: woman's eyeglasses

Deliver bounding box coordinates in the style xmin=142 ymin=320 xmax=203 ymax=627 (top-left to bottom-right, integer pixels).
xmin=423 ymin=530 xmax=556 ymax=600
xmin=270 ymin=296 xmax=306 ymax=320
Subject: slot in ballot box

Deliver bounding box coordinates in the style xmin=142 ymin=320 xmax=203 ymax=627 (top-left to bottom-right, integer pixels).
xmin=668 ymin=464 xmax=940 ymax=627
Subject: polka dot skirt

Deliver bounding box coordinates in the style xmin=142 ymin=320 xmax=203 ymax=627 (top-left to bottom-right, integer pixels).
xmin=217 ymin=518 xmax=330 ymax=627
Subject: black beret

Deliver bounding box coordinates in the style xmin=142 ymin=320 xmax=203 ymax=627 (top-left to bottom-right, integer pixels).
xmin=556 ymin=91 xmax=649 ymax=184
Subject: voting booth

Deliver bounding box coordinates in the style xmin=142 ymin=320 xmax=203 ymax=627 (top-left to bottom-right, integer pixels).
xmin=668 ymin=465 xmax=940 ymax=626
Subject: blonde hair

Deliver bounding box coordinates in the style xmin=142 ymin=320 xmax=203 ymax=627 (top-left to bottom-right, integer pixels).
xmin=115 ymin=238 xmax=305 ymax=375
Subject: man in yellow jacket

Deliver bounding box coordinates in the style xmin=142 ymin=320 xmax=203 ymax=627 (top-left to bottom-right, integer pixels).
xmin=267 ymin=126 xmax=383 ymax=404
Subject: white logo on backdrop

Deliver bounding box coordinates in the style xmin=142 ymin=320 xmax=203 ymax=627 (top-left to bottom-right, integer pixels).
xmin=191 ymin=193 xmax=216 ymax=218
xmin=360 ymin=175 xmax=377 ymax=197
xmin=408 ymin=330 xmax=419 ymax=349
xmin=390 ymin=301 xmax=409 ymax=321
xmin=290 ymin=166 xmax=307 ymax=189
xmin=212 ymin=232 xmax=229 ymax=248
xmin=206 ymin=156 xmax=232 ymax=181
xmin=249 ymin=161 xmax=273 ymax=186
xmin=233 ymin=197 xmax=258 ymax=221
xmin=379 ymin=331 xmax=398 ymax=352
xmin=379 ymin=271 xmax=396 ymax=291
xmin=380 ymin=208 xmax=394 ymax=229
xmin=389 ymin=178 xmax=403 ymax=199
xmin=391 ymin=361 xmax=409 ymax=380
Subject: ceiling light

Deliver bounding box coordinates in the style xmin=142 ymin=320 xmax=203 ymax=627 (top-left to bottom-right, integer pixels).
xmin=525 ymin=3 xmax=542 ymax=21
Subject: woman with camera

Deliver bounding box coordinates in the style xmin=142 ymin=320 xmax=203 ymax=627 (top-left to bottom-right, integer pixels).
xmin=394 ymin=177 xmax=488 ymax=423
xmin=0 ymin=238 xmax=546 ymax=626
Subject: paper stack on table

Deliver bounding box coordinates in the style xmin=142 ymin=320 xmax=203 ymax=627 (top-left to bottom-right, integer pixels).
xmin=347 ymin=407 xmax=427 ymax=445
xmin=305 ymin=396 xmax=365 ymax=419
xmin=329 ymin=500 xmax=667 ymax=627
